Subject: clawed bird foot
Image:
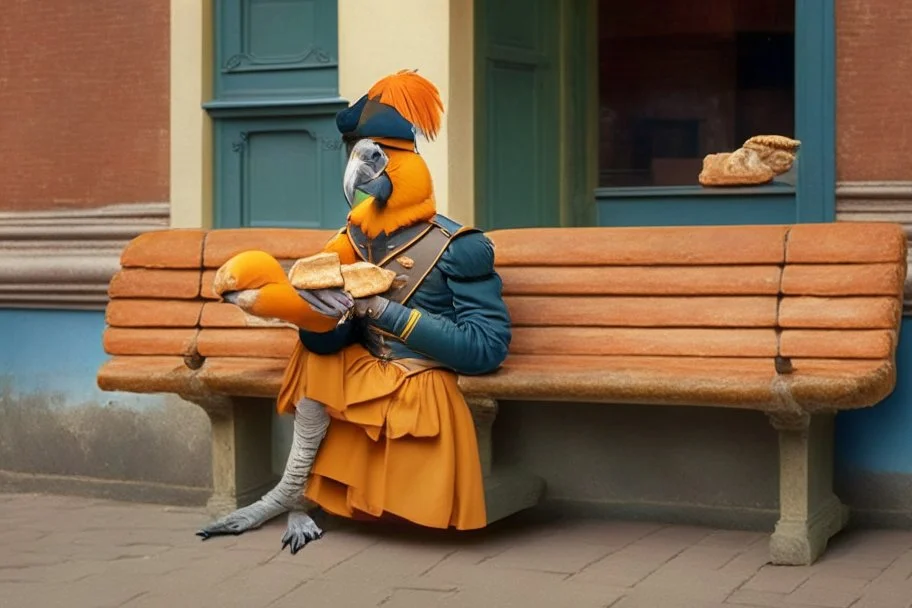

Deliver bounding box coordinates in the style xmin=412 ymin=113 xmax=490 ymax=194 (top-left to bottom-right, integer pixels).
xmin=197 ymin=507 xmax=265 ymax=540
xmin=281 ymin=511 xmax=324 ymax=554
xmin=196 ymin=517 xmax=248 ymax=539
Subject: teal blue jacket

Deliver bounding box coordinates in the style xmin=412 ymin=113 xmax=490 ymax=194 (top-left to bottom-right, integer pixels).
xmin=298 ymin=215 xmax=512 ymax=375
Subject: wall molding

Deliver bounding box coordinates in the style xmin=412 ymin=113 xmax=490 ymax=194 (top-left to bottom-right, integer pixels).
xmin=0 ymin=203 xmax=169 ymax=310
xmin=836 ymin=181 xmax=912 ymax=314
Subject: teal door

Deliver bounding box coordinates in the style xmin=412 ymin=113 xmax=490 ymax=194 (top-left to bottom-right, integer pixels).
xmin=205 ymin=0 xmax=349 ymax=229
xmin=474 ymin=0 xmax=561 ymax=230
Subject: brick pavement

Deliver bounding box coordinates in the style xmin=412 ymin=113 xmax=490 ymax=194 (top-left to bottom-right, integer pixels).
xmin=1 ymin=493 xmax=912 ymax=608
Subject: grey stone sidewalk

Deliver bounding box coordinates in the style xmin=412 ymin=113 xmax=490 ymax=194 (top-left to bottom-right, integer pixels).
xmin=1 ymin=493 xmax=912 ymax=608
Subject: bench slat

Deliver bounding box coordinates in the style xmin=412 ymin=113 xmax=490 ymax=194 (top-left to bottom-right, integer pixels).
xmin=779 ymin=297 xmax=901 ymax=329
xmin=120 ymin=229 xmax=206 ymax=269
xmin=781 ymin=329 xmax=895 ymax=359
xmin=782 ymin=264 xmax=905 ymax=296
xmin=200 ymin=270 xmax=219 ymax=300
xmin=787 ymin=223 xmax=907 ymax=264
xmin=105 ymin=300 xmax=204 ymax=328
xmin=489 ymin=225 xmax=789 ymax=266
xmin=200 ymin=302 xmax=295 ymax=328
xmin=97 ymin=356 xmax=194 ymax=394
xmin=510 ymin=327 xmax=778 ymax=357
xmin=108 ymin=269 xmax=202 ymax=299
xmin=96 ymin=353 xmax=895 ymax=413
xmin=103 ymin=328 xmax=199 ymax=356
xmin=196 ymin=328 xmax=297 ymax=358
xmin=196 ymin=357 xmax=286 ymax=397
xmin=458 ymin=354 xmax=894 ymax=410
xmin=499 ymin=266 xmax=782 ymax=296
xmin=202 ymin=229 xmax=334 ymax=267
xmin=506 ymin=296 xmax=778 ymax=328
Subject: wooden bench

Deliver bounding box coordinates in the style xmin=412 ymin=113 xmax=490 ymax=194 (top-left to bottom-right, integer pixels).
xmin=97 ymin=222 xmax=907 ymax=566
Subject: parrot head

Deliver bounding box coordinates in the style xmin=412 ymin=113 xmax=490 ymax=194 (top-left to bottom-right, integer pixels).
xmin=336 ymin=70 xmax=444 ymax=238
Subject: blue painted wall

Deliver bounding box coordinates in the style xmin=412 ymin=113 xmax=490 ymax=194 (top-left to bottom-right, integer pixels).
xmin=0 ymin=309 xmax=211 ymax=495
xmin=836 ymin=317 xmax=912 ymax=475
xmin=0 ymin=310 xmax=124 ymax=405
xmin=0 ymin=310 xmax=178 ymax=411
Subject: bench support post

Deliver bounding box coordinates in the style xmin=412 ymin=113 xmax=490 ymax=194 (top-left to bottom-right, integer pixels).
xmin=182 ymin=394 xmax=279 ymax=518
xmin=466 ymin=396 xmax=546 ymax=524
xmin=767 ymin=412 xmax=849 ymax=566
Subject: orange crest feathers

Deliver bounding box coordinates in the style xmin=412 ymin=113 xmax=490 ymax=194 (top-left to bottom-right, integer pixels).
xmin=368 ymin=70 xmax=444 ymax=141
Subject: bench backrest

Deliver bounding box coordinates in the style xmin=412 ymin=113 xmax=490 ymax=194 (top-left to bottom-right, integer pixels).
xmin=488 ymin=223 xmax=907 ymax=361
xmin=101 ymin=223 xmax=907 ymax=384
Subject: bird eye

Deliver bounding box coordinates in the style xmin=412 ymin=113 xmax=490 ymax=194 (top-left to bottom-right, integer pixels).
xmin=371 ymin=151 xmax=381 ymax=161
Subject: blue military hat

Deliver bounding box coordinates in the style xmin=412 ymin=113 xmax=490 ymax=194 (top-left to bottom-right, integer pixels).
xmin=336 ymin=94 xmax=416 ymax=143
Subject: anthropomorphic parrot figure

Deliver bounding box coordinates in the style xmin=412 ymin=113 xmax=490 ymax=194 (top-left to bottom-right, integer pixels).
xmin=197 ymin=70 xmax=512 ymax=554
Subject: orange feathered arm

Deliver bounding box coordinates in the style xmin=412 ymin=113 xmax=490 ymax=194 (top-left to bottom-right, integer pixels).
xmin=213 ymin=232 xmax=358 ymax=333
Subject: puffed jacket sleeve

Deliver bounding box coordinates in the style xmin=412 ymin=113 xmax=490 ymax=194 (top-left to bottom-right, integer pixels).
xmin=370 ymin=231 xmax=512 ymax=375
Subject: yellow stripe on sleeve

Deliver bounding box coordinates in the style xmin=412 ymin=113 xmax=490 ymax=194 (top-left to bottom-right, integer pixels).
xmin=399 ymin=309 xmax=422 ymax=341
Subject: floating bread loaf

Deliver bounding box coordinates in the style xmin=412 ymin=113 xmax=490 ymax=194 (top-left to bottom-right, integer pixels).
xmin=288 ymin=252 xmax=345 ymax=290
xmin=289 ymin=253 xmax=399 ymax=298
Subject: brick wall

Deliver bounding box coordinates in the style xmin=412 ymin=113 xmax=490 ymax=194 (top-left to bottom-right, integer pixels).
xmin=0 ymin=1 xmax=169 ymax=212
xmin=837 ymin=0 xmax=912 ymax=181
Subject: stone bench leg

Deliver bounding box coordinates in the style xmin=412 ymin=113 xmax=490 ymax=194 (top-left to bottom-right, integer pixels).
xmin=182 ymin=395 xmax=278 ymax=518
xmin=466 ymin=397 xmax=546 ymax=524
xmin=768 ymin=412 xmax=850 ymax=566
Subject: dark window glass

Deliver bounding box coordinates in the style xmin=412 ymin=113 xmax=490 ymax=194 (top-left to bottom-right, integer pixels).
xmin=597 ymin=0 xmax=795 ymax=187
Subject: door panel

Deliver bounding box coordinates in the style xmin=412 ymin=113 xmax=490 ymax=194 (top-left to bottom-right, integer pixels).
xmin=475 ymin=0 xmax=561 ymax=230
xmin=214 ymin=115 xmax=348 ymax=229
xmin=209 ymin=0 xmax=346 ymax=230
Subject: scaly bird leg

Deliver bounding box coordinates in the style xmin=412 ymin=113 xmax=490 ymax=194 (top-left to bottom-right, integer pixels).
xmin=197 ymin=398 xmax=330 ymax=546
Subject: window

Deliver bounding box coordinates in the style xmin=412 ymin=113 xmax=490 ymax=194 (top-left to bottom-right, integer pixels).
xmin=597 ymin=0 xmax=796 ymax=188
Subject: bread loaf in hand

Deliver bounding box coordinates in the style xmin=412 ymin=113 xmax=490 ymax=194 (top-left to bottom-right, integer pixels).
xmin=289 ymin=252 xmax=399 ymax=298
xmin=288 ymin=252 xmax=345 ymax=290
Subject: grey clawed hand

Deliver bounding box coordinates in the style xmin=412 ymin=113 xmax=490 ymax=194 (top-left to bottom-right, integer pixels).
xmin=297 ymin=288 xmax=353 ymax=318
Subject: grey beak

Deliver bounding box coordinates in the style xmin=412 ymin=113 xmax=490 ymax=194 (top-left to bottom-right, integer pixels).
xmin=343 ymin=139 xmax=389 ymax=207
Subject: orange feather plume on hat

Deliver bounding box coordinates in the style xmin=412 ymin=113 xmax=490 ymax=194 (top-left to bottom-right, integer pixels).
xmin=367 ymin=70 xmax=444 ymax=141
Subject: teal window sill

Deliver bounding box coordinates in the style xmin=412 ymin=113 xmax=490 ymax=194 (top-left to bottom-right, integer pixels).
xmin=595 ymin=184 xmax=799 ymax=227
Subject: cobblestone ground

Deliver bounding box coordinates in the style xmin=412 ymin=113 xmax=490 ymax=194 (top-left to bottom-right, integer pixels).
xmin=2 ymin=493 xmax=912 ymax=608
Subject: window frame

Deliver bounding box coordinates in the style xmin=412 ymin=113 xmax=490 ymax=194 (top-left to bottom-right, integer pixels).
xmin=593 ymin=1 xmax=836 ymax=225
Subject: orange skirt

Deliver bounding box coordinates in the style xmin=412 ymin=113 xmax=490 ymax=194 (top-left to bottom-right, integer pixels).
xmin=276 ymin=342 xmax=486 ymax=530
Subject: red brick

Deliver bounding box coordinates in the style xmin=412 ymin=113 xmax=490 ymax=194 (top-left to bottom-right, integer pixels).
xmin=0 ymin=0 xmax=168 ymax=212
xmin=837 ymin=0 xmax=912 ymax=181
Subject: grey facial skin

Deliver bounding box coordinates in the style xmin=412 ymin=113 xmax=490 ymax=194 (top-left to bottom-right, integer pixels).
xmin=343 ymin=139 xmax=390 ymax=207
